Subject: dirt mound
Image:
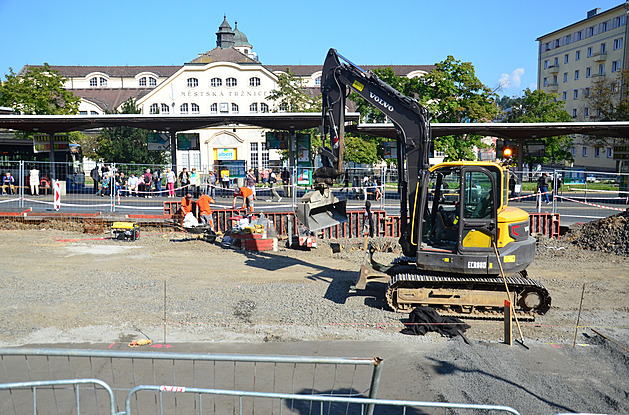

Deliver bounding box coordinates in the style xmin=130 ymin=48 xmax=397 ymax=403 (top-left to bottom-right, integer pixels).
xmin=566 ymin=210 xmax=629 ymax=256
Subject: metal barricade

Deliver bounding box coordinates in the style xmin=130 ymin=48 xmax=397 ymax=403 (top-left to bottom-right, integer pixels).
xmin=124 ymin=385 xmax=522 ymax=415
xmin=0 ymin=378 xmax=117 ymax=415
xmin=0 ymin=348 xmax=383 ymax=415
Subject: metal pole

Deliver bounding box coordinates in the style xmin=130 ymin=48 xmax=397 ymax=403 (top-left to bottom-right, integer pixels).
xmin=48 ymin=132 xmax=56 ymax=180
xmin=365 ymin=357 xmax=384 ymax=415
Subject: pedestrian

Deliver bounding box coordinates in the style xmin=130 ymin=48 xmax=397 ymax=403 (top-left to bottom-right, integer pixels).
xmin=220 ymin=166 xmax=230 ymax=196
xmin=537 ymin=172 xmax=551 ymax=204
xmin=362 ymin=175 xmax=369 ymax=201
xmin=246 ymin=168 xmax=257 ymax=200
xmin=261 ymin=168 xmax=269 ymax=187
xmin=166 ymin=168 xmax=176 ymax=198
xmin=29 ymin=165 xmax=40 ymax=196
xmin=207 ymin=170 xmax=217 ymax=199
xmin=128 ymin=173 xmax=139 ymax=196
xmin=178 ymin=168 xmax=190 ymax=197
xmin=281 ymin=167 xmax=291 ymax=198
xmin=153 ymin=168 xmax=163 ymax=196
xmin=232 ymin=186 xmax=254 ymax=213
xmin=190 ymin=168 xmax=201 ymax=197
xmin=90 ymin=165 xmax=100 ymax=194
xmin=143 ymin=169 xmax=153 ymax=198
xmin=266 ymin=172 xmax=282 ymax=202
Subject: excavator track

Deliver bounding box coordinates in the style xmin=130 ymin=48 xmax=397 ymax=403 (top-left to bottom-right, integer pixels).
xmin=386 ymin=271 xmax=551 ymax=320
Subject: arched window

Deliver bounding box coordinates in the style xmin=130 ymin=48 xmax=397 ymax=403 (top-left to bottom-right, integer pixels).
xmin=260 ymin=103 xmax=269 ymax=113
xmin=315 ymin=76 xmax=321 ymax=86
xmin=226 ymin=77 xmax=237 ymax=87
xmin=249 ymin=77 xmax=261 ymax=87
xmin=210 ymin=77 xmax=222 ymax=87
xmin=89 ymin=78 xmax=98 ymax=87
xmin=249 ymin=103 xmax=258 ymax=113
xmin=149 ymin=103 xmax=159 ymax=114
xmin=180 ymin=103 xmax=189 ymax=114
xmin=161 ymin=103 xmax=170 ymax=114
xmin=231 ymin=103 xmax=239 ymax=113
xmin=139 ymin=77 xmax=147 ymax=87
xmin=210 ymin=103 xmax=218 ymax=113
xmin=148 ymin=77 xmax=157 ymax=86
xmin=187 ymin=78 xmax=199 ymax=88
xmin=99 ymin=77 xmax=107 ymax=87
xmin=191 ymin=103 xmax=199 ymax=114
xmin=279 ymin=102 xmax=289 ymax=112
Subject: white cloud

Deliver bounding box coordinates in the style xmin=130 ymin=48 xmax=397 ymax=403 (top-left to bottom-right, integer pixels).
xmin=498 ymin=68 xmax=525 ymax=89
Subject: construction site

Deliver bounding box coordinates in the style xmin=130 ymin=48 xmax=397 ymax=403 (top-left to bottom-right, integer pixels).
xmin=0 ymin=205 xmax=628 ymax=414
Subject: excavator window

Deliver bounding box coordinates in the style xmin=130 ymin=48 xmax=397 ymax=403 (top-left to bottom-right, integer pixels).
xmin=463 ymin=171 xmax=494 ymax=220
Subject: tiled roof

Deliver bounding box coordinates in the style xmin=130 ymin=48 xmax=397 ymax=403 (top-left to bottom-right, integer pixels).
xmin=265 ymin=64 xmax=435 ymax=77
xmin=71 ymin=88 xmax=153 ymax=112
xmin=189 ymin=47 xmax=259 ymax=64
xmin=18 ymin=65 xmax=180 ymax=78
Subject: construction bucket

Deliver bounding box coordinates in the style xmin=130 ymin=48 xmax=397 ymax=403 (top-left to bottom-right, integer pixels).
xmin=295 ymin=188 xmax=347 ymax=232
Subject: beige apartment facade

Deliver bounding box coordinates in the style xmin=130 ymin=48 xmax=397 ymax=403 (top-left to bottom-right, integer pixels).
xmin=537 ymin=3 xmax=629 ymax=172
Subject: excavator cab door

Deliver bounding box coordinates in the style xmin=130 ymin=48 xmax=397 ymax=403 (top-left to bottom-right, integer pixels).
xmin=457 ymin=167 xmax=498 ymax=257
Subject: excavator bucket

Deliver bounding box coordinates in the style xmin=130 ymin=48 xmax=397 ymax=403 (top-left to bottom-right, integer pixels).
xmin=295 ymin=188 xmax=347 ymax=232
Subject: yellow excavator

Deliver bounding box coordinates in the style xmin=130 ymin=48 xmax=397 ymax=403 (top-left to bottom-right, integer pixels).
xmin=295 ymin=49 xmax=551 ymax=317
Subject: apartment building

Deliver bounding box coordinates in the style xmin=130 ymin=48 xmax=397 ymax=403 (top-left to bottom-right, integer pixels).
xmin=537 ymin=3 xmax=629 ymax=171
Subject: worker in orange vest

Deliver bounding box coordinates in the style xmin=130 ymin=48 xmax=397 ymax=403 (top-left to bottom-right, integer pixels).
xmin=232 ymin=186 xmax=254 ymax=213
xmin=180 ymin=192 xmax=194 ymax=223
xmin=197 ymin=191 xmax=215 ymax=230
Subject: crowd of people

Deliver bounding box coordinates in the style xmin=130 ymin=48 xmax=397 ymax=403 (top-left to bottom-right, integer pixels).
xmin=87 ymin=165 xmax=294 ymax=200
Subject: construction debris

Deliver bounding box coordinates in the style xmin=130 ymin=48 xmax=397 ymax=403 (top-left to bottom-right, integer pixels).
xmin=567 ymin=210 xmax=629 ymax=256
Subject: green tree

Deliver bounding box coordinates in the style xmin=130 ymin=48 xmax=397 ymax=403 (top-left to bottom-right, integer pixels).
xmin=349 ymin=57 xmax=498 ymax=161
xmin=0 ymin=64 xmax=80 ymax=115
xmin=409 ymin=56 xmax=499 ymax=160
xmin=584 ymin=69 xmax=629 ymax=146
xmin=344 ymin=136 xmax=378 ymax=165
xmin=503 ymin=88 xmax=573 ymax=167
xmin=267 ymin=68 xmax=320 ymax=113
xmin=96 ymin=99 xmax=168 ymax=164
xmin=267 ymin=68 xmax=321 ymax=163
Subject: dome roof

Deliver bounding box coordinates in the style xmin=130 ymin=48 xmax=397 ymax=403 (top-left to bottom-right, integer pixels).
xmin=233 ymin=22 xmax=251 ymax=47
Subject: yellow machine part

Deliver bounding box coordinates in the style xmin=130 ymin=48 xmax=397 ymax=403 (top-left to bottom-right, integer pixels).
xmin=111 ymin=221 xmax=137 ymax=230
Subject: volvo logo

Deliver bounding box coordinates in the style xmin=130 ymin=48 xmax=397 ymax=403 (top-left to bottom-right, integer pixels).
xmin=369 ymin=92 xmax=394 ymax=112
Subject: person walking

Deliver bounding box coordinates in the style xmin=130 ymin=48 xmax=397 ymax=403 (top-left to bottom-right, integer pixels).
xmin=537 ymin=172 xmax=551 ymax=204
xmin=166 ymin=168 xmax=176 ymax=198
xmin=207 ymin=170 xmax=217 ymax=199
xmin=178 ymin=168 xmax=190 ymax=197
xmin=220 ymin=166 xmax=230 ymax=196
xmin=29 ymin=165 xmax=40 ymax=196
xmin=266 ymin=171 xmax=282 ymax=202
xmin=281 ymin=167 xmax=291 ymax=198
xmin=190 ymin=168 xmax=201 ymax=197
xmin=246 ymin=168 xmax=257 ymax=200
xmin=153 ymin=168 xmax=163 ymax=196
xmin=90 ymin=166 xmax=100 ymax=194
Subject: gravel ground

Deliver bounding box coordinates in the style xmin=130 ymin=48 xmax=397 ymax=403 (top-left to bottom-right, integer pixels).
xmin=0 ymin=226 xmax=628 ymax=414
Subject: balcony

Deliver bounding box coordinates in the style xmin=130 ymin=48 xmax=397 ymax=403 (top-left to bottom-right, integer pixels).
xmin=546 ymin=82 xmax=559 ymax=91
xmin=547 ymin=65 xmax=560 ymax=74
xmin=593 ymin=52 xmax=607 ymax=62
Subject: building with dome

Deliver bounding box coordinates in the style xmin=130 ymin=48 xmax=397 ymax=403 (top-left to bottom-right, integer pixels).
xmin=17 ymin=17 xmax=433 ymax=172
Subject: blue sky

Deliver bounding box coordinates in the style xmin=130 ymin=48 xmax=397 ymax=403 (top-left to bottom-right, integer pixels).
xmin=0 ymin=0 xmax=624 ymax=98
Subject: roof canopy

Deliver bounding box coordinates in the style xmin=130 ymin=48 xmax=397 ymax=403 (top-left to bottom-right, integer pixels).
xmin=0 ymin=113 xmax=359 ymax=134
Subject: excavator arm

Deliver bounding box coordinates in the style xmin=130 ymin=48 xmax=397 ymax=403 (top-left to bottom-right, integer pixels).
xmin=297 ymin=48 xmax=432 ymax=249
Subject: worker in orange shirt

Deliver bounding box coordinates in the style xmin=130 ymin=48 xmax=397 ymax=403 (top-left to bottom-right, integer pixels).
xmin=232 ymin=186 xmax=254 ymax=213
xmin=196 ymin=191 xmax=215 ymax=230
xmin=180 ymin=192 xmax=194 ymax=222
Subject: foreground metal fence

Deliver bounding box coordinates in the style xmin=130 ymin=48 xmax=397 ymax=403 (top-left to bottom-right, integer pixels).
xmin=0 ymin=348 xmax=383 ymax=415
xmin=0 ymin=348 xmax=523 ymax=415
